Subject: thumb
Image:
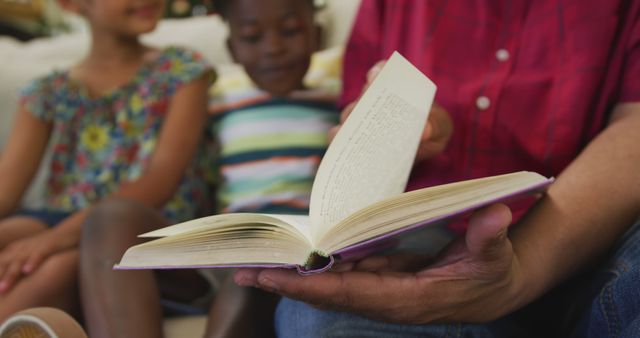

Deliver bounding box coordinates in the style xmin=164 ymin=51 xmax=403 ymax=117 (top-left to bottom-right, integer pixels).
xmin=328 ymin=125 xmax=340 ymax=143
xmin=366 ymin=61 xmax=386 ymax=83
xmin=465 ymin=203 xmax=512 ymax=260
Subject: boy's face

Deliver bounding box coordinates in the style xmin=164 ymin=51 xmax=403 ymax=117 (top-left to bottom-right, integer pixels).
xmin=226 ymin=0 xmax=317 ymax=97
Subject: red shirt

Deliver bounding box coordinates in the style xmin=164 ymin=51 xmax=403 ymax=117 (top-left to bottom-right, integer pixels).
xmin=342 ymin=0 xmax=640 ymax=191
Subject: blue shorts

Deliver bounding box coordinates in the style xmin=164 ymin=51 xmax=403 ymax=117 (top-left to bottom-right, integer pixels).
xmin=16 ymin=209 xmax=72 ymax=227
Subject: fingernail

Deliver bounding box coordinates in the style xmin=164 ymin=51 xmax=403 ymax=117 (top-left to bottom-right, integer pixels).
xmin=233 ymin=273 xmax=255 ymax=287
xmin=257 ymin=276 xmax=279 ymax=292
xmin=0 ymin=281 xmax=7 ymax=292
xmin=496 ymin=229 xmax=508 ymax=241
xmin=331 ymin=262 xmax=354 ymax=272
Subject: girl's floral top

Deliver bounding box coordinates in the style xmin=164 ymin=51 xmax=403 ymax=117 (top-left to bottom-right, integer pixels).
xmin=20 ymin=47 xmax=215 ymax=222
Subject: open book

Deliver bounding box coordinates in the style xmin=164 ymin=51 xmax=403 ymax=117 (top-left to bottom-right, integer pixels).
xmin=116 ymin=52 xmax=553 ymax=274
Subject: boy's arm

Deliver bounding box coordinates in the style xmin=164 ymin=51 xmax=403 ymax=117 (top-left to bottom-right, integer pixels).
xmin=0 ymin=107 xmax=50 ymax=218
xmin=233 ymin=102 xmax=640 ymax=323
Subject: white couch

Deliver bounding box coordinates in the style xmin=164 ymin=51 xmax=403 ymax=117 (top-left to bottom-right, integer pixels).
xmin=0 ymin=1 xmax=360 ymax=336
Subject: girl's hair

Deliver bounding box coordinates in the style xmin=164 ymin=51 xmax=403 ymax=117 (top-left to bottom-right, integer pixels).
xmin=212 ymin=0 xmax=317 ymax=19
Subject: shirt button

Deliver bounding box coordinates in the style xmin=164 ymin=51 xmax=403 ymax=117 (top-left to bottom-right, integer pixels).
xmin=496 ymin=48 xmax=510 ymax=62
xmin=476 ymin=96 xmax=491 ymax=110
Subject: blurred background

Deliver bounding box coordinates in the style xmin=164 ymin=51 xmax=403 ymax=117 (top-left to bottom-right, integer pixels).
xmin=0 ymin=0 xmax=216 ymax=40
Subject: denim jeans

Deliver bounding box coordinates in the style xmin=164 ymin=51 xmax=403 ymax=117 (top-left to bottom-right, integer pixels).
xmin=275 ymin=220 xmax=640 ymax=338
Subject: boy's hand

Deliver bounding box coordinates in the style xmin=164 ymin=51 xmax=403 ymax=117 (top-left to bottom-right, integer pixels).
xmin=0 ymin=231 xmax=66 ymax=293
xmin=329 ymin=61 xmax=453 ymax=162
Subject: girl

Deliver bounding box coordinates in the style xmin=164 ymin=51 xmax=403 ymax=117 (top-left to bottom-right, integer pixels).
xmin=0 ymin=0 xmax=214 ymax=321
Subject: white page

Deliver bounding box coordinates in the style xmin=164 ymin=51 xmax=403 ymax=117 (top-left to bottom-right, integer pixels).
xmin=140 ymin=213 xmax=312 ymax=243
xmin=309 ymin=52 xmax=437 ymax=241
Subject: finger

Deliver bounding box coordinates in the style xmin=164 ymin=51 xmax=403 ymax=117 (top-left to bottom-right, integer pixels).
xmin=251 ymin=268 xmax=390 ymax=311
xmin=356 ymin=61 xmax=386 ymax=104
xmin=421 ymin=122 xmax=434 ymax=142
xmin=384 ymin=253 xmax=433 ymax=272
xmin=416 ymin=104 xmax=454 ymax=160
xmin=366 ymin=61 xmax=386 ymax=83
xmin=340 ymin=101 xmax=356 ymax=124
xmin=23 ymin=252 xmax=45 ymax=274
xmin=245 ymin=268 xmax=432 ymax=322
xmin=0 ymin=261 xmax=23 ymax=293
xmin=330 ymin=261 xmax=355 ymax=272
xmin=466 ymin=203 xmax=512 ymax=260
xmin=0 ymin=262 xmax=6 ymax=287
xmin=423 ymin=104 xmax=451 ymax=142
xmin=353 ymin=254 xmax=429 ymax=272
xmin=339 ymin=60 xmax=385 ymax=127
xmin=328 ymin=125 xmax=340 ymax=143
xmin=353 ymin=256 xmax=391 ymax=271
xmin=233 ymin=268 xmax=262 ymax=287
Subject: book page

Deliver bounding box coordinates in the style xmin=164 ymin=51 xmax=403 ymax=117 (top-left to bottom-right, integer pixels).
xmin=140 ymin=213 xmax=312 ymax=244
xmin=317 ymin=171 xmax=552 ymax=253
xmin=309 ymin=52 xmax=437 ymax=241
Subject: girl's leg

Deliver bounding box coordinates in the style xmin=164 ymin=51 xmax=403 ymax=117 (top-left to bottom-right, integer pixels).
xmin=80 ymin=198 xmax=210 ymax=338
xmin=0 ymin=249 xmax=80 ymax=323
xmin=0 ymin=217 xmax=80 ymax=322
xmin=204 ymin=276 xmax=279 ymax=338
xmin=0 ymin=216 xmax=48 ymax=248
xmin=80 ymin=198 xmax=167 ymax=338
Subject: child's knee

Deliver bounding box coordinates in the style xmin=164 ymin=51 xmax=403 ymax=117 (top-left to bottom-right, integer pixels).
xmin=83 ymin=199 xmax=146 ymax=242
xmin=82 ymin=198 xmax=167 ymax=249
xmin=39 ymin=250 xmax=80 ymax=281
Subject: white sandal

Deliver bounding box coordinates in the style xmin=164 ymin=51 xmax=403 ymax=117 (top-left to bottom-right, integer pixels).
xmin=0 ymin=307 xmax=87 ymax=338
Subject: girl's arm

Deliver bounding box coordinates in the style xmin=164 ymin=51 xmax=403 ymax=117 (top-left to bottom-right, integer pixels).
xmin=1 ymin=74 xmax=210 ymax=285
xmin=112 ymin=75 xmax=211 ymax=206
xmin=0 ymin=107 xmax=51 ymax=218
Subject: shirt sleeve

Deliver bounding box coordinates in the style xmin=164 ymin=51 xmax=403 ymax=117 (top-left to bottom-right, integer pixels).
xmin=164 ymin=47 xmax=217 ymax=95
xmin=619 ymin=2 xmax=640 ymax=103
xmin=339 ymin=0 xmax=385 ymax=108
xmin=19 ymin=74 xmax=58 ymax=122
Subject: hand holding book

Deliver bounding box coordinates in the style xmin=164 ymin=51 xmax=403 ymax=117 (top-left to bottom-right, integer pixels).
xmin=328 ymin=60 xmax=453 ymax=162
xmin=234 ymin=203 xmax=517 ymax=323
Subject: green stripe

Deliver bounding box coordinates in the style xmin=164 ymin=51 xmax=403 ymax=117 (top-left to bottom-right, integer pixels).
xmin=222 ymin=175 xmax=314 ymax=195
xmin=221 ymin=133 xmax=329 ymax=156
xmin=218 ymin=179 xmax=314 ymax=205
xmin=217 ymin=106 xmax=334 ymax=129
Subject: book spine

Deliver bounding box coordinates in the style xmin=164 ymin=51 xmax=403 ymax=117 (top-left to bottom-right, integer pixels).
xmin=297 ymin=250 xmax=334 ymax=275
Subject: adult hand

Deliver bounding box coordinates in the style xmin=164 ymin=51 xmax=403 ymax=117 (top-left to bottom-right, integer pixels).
xmin=0 ymin=230 xmax=67 ymax=293
xmin=234 ymin=203 xmax=523 ymax=324
xmin=329 ymin=61 xmax=453 ymax=162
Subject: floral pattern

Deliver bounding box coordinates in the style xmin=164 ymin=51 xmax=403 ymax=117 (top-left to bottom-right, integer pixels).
xmin=20 ymin=47 xmax=214 ymax=222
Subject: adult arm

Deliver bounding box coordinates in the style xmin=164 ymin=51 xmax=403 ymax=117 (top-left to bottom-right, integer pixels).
xmin=234 ymin=103 xmax=640 ymax=323
xmin=509 ymin=103 xmax=640 ymax=308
